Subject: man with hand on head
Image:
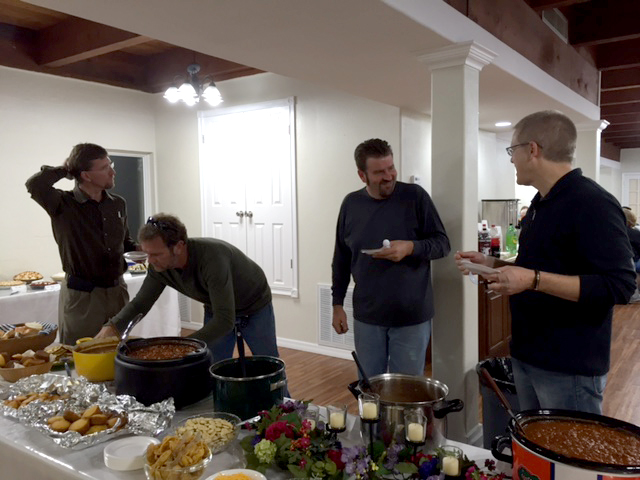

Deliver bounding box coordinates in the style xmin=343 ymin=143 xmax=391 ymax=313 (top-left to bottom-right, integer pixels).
xmin=96 ymin=214 xmax=282 ymax=365
xmin=455 ymin=110 xmax=635 ymax=414
xmin=26 ymin=143 xmax=136 ymax=345
xmin=331 ymin=138 xmax=450 ymax=378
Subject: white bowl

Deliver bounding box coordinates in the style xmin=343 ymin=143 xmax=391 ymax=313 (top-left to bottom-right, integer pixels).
xmin=51 ymin=272 xmax=65 ymax=283
xmin=206 ymin=470 xmax=267 ymax=480
xmin=104 ymin=436 xmax=160 ymax=471
xmin=124 ymin=251 xmax=148 ymax=263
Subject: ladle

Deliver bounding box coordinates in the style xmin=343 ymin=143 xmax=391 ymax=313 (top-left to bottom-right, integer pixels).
xmin=118 ymin=313 xmax=144 ymax=354
xmin=351 ymin=350 xmax=372 ymax=390
xmin=235 ymin=326 xmax=247 ymax=378
xmin=479 ymin=366 xmax=526 ymax=437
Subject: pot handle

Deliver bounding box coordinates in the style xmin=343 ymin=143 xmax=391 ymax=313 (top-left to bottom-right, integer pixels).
xmin=491 ymin=435 xmax=513 ymax=464
xmin=270 ymin=378 xmax=287 ymax=392
xmin=348 ymin=380 xmax=362 ymax=400
xmin=432 ymin=399 xmax=464 ymax=419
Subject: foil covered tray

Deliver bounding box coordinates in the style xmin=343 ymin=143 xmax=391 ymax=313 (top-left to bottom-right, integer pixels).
xmin=1 ymin=373 xmax=175 ymax=449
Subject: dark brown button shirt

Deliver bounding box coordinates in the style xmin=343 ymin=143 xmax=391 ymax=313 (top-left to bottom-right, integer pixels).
xmin=26 ymin=166 xmax=136 ymax=284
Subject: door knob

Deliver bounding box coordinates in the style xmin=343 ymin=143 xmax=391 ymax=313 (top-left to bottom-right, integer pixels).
xmin=245 ymin=211 xmax=253 ymax=218
xmin=236 ymin=211 xmax=244 ymax=217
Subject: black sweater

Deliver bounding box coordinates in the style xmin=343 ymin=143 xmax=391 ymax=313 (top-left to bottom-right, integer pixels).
xmin=511 ymin=169 xmax=635 ymax=376
xmin=331 ymin=182 xmax=450 ymax=327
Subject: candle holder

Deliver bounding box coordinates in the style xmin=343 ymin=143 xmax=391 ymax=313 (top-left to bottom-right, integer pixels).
xmin=358 ymin=393 xmax=380 ymax=455
xmin=302 ymin=404 xmax=319 ymax=431
xmin=440 ymin=445 xmax=463 ymax=477
xmin=404 ymin=409 xmax=427 ymax=456
xmin=326 ymin=404 xmax=347 ymax=439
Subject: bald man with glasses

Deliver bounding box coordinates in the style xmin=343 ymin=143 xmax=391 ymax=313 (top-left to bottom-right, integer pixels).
xmin=455 ymin=111 xmax=635 ymax=415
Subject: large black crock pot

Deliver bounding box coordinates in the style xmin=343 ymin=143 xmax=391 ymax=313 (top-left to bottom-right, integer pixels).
xmin=349 ymin=373 xmax=464 ymax=449
xmin=115 ymin=337 xmax=212 ymax=409
xmin=210 ymin=355 xmax=287 ymax=421
xmin=492 ymin=409 xmax=640 ymax=479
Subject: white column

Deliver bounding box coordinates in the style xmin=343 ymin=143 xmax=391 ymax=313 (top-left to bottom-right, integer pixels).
xmin=575 ymin=120 xmax=609 ymax=183
xmin=418 ymin=41 xmax=496 ymax=444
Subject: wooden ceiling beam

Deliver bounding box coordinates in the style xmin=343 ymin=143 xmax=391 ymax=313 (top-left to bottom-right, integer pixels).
xmin=611 ymin=141 xmax=640 ymax=149
xmin=603 ymin=131 xmax=640 ymax=141
xmin=601 ymin=87 xmax=640 ymax=106
xmin=601 ymin=67 xmax=640 ymax=91
xmin=568 ymin=1 xmax=640 ymax=47
xmin=603 ymin=124 xmax=640 ymax=134
xmin=601 ymin=140 xmax=621 ymax=161
xmin=37 ymin=16 xmax=151 ymax=68
xmin=596 ymin=38 xmax=640 ymax=71
xmin=601 ymin=105 xmax=640 ymax=117
xmin=524 ymin=0 xmax=589 ymax=12
xmin=142 ymin=47 xmax=263 ymax=93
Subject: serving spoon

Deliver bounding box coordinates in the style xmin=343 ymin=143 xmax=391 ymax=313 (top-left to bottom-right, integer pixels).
xmin=118 ymin=313 xmax=144 ymax=354
xmin=479 ymin=366 xmax=527 ymax=437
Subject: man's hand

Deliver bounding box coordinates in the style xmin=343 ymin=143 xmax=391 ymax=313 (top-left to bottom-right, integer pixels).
xmin=95 ymin=325 xmax=118 ymax=339
xmin=372 ymin=240 xmax=413 ymax=262
xmin=454 ymin=251 xmax=489 ymax=274
xmin=483 ymin=266 xmax=534 ymax=296
xmin=61 ymin=160 xmax=74 ymax=180
xmin=332 ymin=305 xmax=348 ymax=334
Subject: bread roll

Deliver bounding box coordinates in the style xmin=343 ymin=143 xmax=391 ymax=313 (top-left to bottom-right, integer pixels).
xmin=69 ymin=418 xmax=90 ymax=435
xmin=50 ymin=419 xmax=71 ymax=432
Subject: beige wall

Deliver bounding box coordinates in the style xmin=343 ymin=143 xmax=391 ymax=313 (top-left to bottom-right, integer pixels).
xmin=0 ymin=66 xmax=156 ymax=279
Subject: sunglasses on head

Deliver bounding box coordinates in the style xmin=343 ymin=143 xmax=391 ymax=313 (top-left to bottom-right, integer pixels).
xmin=146 ymin=217 xmax=177 ymax=232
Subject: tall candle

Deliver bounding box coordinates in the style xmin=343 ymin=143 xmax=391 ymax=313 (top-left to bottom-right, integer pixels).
xmin=442 ymin=456 xmax=460 ymax=476
xmin=407 ymin=422 xmax=424 ymax=442
xmin=329 ymin=412 xmax=345 ymax=429
xmin=362 ymin=402 xmax=378 ymax=420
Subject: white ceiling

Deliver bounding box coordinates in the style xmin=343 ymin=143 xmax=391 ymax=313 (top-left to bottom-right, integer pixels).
xmin=25 ymin=0 xmax=599 ymax=133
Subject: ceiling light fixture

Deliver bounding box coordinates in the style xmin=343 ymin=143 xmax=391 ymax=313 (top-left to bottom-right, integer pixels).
xmin=495 ymin=121 xmax=512 ymax=127
xmin=163 ymin=63 xmax=223 ymax=107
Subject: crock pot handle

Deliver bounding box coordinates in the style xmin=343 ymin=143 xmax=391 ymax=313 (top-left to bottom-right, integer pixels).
xmin=348 ymin=380 xmax=362 ymax=400
xmin=270 ymin=378 xmax=288 ymax=392
xmin=433 ymin=399 xmax=464 ymax=419
xmin=490 ymin=435 xmax=513 ymax=464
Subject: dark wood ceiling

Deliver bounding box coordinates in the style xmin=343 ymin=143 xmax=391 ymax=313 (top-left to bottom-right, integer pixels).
xmin=524 ymin=0 xmax=640 ymax=151
xmin=1 ymin=0 xmax=639 ymax=152
xmin=0 ymin=0 xmax=262 ymax=94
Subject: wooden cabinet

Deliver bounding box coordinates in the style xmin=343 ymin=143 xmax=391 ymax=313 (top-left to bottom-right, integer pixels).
xmin=478 ymin=283 xmax=512 ymax=360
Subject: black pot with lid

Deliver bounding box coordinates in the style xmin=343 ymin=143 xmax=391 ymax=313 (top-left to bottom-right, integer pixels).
xmin=114 ymin=336 xmax=213 ymax=409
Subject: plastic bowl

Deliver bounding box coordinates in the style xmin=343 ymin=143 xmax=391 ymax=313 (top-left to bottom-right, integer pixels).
xmin=144 ymin=449 xmax=212 ymax=480
xmin=73 ymin=337 xmax=119 ymax=382
xmin=0 ymin=361 xmax=53 ymax=382
xmin=174 ymin=412 xmax=241 ymax=454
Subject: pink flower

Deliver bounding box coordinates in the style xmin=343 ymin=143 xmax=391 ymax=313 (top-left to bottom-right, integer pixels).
xmin=299 ymin=458 xmax=307 ymax=469
xmin=265 ymin=421 xmax=295 ymax=441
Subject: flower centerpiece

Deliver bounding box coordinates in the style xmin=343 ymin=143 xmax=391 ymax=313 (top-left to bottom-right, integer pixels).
xmin=240 ymin=400 xmax=507 ymax=480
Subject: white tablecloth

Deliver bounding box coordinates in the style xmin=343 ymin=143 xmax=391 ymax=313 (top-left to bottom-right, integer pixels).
xmin=0 ymin=273 xmax=181 ymax=340
xmin=0 ymin=375 xmax=510 ymax=480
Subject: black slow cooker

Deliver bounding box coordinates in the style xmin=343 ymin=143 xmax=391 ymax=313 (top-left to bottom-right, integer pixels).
xmin=114 ymin=337 xmax=212 ymax=409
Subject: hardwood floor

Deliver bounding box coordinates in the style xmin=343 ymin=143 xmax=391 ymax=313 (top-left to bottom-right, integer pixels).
xmin=186 ymin=303 xmax=640 ymax=425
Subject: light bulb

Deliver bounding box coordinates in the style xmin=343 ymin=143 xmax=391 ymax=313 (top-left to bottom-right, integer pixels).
xmin=202 ymin=85 xmax=223 ymax=106
xmin=163 ymin=86 xmax=180 ymax=103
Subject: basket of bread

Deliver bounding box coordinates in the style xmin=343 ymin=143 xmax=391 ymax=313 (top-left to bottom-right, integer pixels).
xmin=0 ymin=348 xmax=55 ymax=382
xmin=0 ymin=322 xmax=57 ymax=356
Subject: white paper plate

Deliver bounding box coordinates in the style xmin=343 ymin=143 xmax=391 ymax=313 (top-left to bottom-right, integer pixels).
xmin=459 ymin=260 xmax=500 ymax=275
xmin=104 ymin=436 xmax=159 ymax=471
xmin=206 ymin=470 xmax=267 ymax=480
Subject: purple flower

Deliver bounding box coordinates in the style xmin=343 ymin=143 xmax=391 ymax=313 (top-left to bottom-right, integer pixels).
xmin=383 ymin=443 xmax=403 ymax=469
xmin=250 ymin=434 xmax=263 ymax=447
xmin=418 ymin=457 xmax=439 ymax=478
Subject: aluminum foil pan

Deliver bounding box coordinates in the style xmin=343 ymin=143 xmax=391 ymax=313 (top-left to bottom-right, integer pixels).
xmin=0 ymin=373 xmax=105 ymax=419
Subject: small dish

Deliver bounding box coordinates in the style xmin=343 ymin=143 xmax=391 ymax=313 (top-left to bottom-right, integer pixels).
xmin=207 ymin=470 xmax=267 ymax=480
xmin=51 ymin=272 xmax=65 ymax=283
xmin=104 ymin=436 xmax=160 ymax=471
xmin=174 ymin=412 xmax=241 ymax=454
xmin=124 ymin=251 xmax=148 ymax=263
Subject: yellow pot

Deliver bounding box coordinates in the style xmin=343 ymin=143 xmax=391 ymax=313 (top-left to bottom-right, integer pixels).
xmin=72 ymin=336 xmax=119 ymax=382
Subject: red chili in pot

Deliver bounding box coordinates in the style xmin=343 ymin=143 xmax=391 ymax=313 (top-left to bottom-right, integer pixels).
xmin=128 ymin=343 xmax=196 ymax=360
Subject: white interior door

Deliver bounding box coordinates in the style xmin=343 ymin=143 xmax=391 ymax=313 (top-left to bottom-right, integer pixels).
xmin=199 ymin=98 xmax=298 ymax=296
xmin=623 ymin=173 xmax=640 ymax=219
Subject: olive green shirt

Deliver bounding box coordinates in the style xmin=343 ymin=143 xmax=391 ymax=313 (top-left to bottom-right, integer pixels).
xmin=26 ymin=166 xmax=136 ymax=283
xmin=109 ymin=238 xmax=272 ymax=343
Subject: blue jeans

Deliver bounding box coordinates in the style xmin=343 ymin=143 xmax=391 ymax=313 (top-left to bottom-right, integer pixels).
xmin=205 ymin=303 xmax=280 ymax=364
xmin=353 ymin=319 xmax=431 ymax=378
xmin=511 ymin=357 xmax=607 ymax=414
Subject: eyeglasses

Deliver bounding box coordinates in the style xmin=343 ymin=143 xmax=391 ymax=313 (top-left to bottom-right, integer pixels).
xmin=506 ymin=143 xmax=530 ymax=156
xmin=146 ymin=217 xmax=177 ymax=232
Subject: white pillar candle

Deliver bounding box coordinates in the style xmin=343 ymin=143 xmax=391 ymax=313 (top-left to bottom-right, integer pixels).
xmin=407 ymin=422 xmax=424 ymax=442
xmin=306 ymin=419 xmax=316 ymax=430
xmin=329 ymin=412 xmax=345 ymax=429
xmin=362 ymin=402 xmax=378 ymax=420
xmin=442 ymin=456 xmax=460 ymax=476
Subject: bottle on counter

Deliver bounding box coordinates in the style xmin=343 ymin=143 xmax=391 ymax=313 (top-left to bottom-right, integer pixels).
xmin=478 ymin=222 xmax=491 ymax=256
xmin=506 ymin=223 xmax=518 ymax=255
xmin=490 ymin=224 xmax=501 ymax=258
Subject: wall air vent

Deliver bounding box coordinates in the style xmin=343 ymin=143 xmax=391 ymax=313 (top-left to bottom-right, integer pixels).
xmin=541 ymin=8 xmax=569 ymax=44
